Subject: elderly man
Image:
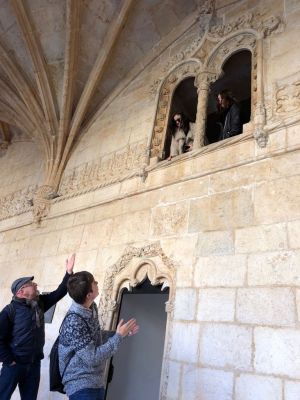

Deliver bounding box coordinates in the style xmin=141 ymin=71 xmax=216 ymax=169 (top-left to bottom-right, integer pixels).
xmin=0 ymin=254 xmax=75 ymax=400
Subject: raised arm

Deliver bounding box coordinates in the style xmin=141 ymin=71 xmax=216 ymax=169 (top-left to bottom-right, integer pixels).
xmin=40 ymin=254 xmax=75 ymax=312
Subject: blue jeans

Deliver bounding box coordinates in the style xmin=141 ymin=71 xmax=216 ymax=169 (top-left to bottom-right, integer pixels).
xmin=0 ymin=361 xmax=40 ymax=400
xmin=69 ymin=387 xmax=105 ymax=400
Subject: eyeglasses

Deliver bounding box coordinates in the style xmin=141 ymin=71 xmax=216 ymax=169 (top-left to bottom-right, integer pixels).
xmin=174 ymin=118 xmax=181 ymax=123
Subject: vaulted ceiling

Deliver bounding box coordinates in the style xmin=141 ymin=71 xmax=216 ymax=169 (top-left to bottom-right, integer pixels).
xmin=0 ymin=0 xmax=199 ymax=189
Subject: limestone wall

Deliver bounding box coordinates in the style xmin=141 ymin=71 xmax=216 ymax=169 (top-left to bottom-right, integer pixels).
xmin=1 ymin=0 xmax=300 ymax=399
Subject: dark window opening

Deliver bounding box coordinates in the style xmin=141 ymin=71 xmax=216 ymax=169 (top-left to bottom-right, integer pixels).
xmin=163 ymin=77 xmax=198 ymax=160
xmin=205 ymin=50 xmax=252 ymax=145
xmin=105 ymin=278 xmax=169 ymax=400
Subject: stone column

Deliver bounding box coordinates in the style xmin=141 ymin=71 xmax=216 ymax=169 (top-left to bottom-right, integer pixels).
xmin=194 ymin=71 xmax=216 ymax=149
xmin=254 ymin=36 xmax=268 ymax=147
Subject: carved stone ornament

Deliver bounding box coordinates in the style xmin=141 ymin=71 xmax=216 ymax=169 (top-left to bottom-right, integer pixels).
xmin=98 ymin=242 xmax=176 ymax=400
xmin=58 ymin=140 xmax=147 ymax=199
xmin=33 ymin=185 xmax=56 ymax=224
xmin=208 ymin=12 xmax=283 ymax=40
xmin=150 ymin=60 xmax=200 ymax=159
xmin=0 ymin=184 xmax=37 ymax=221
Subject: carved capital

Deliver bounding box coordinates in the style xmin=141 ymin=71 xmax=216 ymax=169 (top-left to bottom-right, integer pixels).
xmin=33 ymin=184 xmax=56 ymax=223
xmin=195 ymin=70 xmax=218 ymax=91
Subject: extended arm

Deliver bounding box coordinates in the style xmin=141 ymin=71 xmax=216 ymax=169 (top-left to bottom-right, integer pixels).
xmin=40 ymin=254 xmax=75 ymax=312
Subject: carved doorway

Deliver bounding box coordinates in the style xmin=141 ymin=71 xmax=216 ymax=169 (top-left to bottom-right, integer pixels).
xmin=105 ymin=278 xmax=169 ymax=400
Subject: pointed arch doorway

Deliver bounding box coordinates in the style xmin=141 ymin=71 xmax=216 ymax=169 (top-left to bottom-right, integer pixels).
xmin=99 ymin=243 xmax=176 ymax=400
xmin=105 ymin=278 xmax=169 ymax=400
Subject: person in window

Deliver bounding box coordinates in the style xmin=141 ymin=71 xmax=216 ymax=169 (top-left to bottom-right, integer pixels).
xmin=217 ymin=90 xmax=242 ymax=141
xmin=168 ymin=112 xmax=194 ymax=160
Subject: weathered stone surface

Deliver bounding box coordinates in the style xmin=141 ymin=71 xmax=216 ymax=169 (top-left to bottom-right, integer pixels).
xmin=200 ymin=324 xmax=252 ymax=371
xmin=80 ymin=219 xmax=113 ymax=250
xmin=248 ymin=251 xmax=300 ymax=286
xmin=254 ymin=327 xmax=300 ymax=379
xmin=235 ymin=374 xmax=282 ymax=400
xmin=182 ymin=366 xmax=233 ymax=400
xmin=189 ymin=188 xmax=254 ymax=232
xmin=170 ymin=322 xmax=200 ymax=363
xmin=58 ymin=225 xmax=84 ymax=254
xmin=166 ymin=361 xmax=181 ymax=399
xmin=285 ymin=380 xmax=300 ymax=400
xmin=287 ymin=220 xmax=300 ymax=249
xmin=237 ymin=288 xmax=296 ymax=327
xmin=174 ymin=288 xmax=197 ymax=321
xmin=254 ymin=176 xmax=300 ymax=225
xmin=197 ymin=289 xmax=235 ymax=322
xmin=196 ymin=230 xmax=234 ymax=256
xmin=151 ymin=202 xmax=189 ymax=237
xmin=235 ymin=223 xmax=287 ymax=253
xmin=194 ymin=255 xmax=247 ymax=287
xmin=110 ymin=210 xmax=151 ymax=244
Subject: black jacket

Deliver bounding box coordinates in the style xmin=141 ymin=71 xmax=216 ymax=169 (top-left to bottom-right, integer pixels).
xmin=219 ymin=103 xmax=242 ymax=140
xmin=0 ymin=272 xmax=71 ymax=365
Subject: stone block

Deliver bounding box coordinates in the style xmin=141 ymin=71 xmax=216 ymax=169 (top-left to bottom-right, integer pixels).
xmin=235 ymin=374 xmax=282 ymax=400
xmin=181 ymin=366 xmax=233 ymax=400
xmin=170 ymin=322 xmax=200 ymax=363
xmin=200 ymin=324 xmax=252 ymax=371
xmin=110 ymin=210 xmax=151 ymax=244
xmin=237 ymin=288 xmax=295 ymax=327
xmin=235 ymin=223 xmax=287 ymax=254
xmin=197 ymin=289 xmax=235 ymax=322
xmin=254 ymin=327 xmax=300 ymax=379
xmin=297 ymin=290 xmax=300 ymax=322
xmin=248 ymin=250 xmax=300 ymax=286
xmin=151 ymin=202 xmax=189 ymax=237
xmin=285 ymin=381 xmax=300 ymax=400
xmin=58 ymin=225 xmax=84 ymax=254
xmin=189 ymin=188 xmax=254 ymax=232
xmin=254 ymin=176 xmax=300 ymax=225
xmin=196 ymin=230 xmax=234 ymax=256
xmin=166 ymin=361 xmax=181 ymax=400
xmin=174 ymin=288 xmax=197 ymax=321
xmin=73 ymin=209 xmax=95 ymax=226
xmin=40 ymin=231 xmax=61 ymax=257
xmin=194 ymin=255 xmax=247 ymax=287
xmin=159 ymin=177 xmax=208 ymax=204
xmin=80 ymin=219 xmax=113 ymax=251
xmin=288 ymin=220 xmax=300 ymax=249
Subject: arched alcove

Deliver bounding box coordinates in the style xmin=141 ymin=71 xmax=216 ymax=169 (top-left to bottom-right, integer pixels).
xmin=99 ymin=243 xmax=176 ymax=399
xmin=163 ymin=77 xmax=198 ymax=159
xmin=205 ymin=50 xmax=252 ymax=144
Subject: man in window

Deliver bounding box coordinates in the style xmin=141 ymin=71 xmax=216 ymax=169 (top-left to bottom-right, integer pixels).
xmin=217 ymin=90 xmax=242 ymax=140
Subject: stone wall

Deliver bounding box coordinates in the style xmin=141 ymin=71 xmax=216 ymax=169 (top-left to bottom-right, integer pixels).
xmin=1 ymin=0 xmax=300 ymax=399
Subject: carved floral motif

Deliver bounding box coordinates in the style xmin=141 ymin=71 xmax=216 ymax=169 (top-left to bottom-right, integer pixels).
xmin=0 ymin=185 xmax=37 ymax=221
xmin=275 ymin=81 xmax=300 ymax=114
xmin=58 ymin=141 xmax=147 ymax=198
xmin=208 ymin=12 xmax=283 ymax=39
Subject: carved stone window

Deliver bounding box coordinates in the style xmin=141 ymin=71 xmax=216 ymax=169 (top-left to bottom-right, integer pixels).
xmin=149 ymin=61 xmax=200 ymax=163
xmin=205 ymin=49 xmax=252 ymax=144
xmin=162 ymin=77 xmax=198 ymax=160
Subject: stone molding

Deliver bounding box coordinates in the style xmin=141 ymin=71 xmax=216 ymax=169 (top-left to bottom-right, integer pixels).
xmin=0 ymin=184 xmax=36 ymax=221
xmin=99 ymin=242 xmax=176 ymax=399
xmin=58 ymin=140 xmax=147 ymax=199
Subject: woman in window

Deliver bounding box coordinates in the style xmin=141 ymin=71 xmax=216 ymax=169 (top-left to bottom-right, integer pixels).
xmin=168 ymin=113 xmax=194 ymax=160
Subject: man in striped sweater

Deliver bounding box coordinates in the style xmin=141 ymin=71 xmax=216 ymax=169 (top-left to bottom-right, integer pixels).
xmin=58 ymin=271 xmax=139 ymax=400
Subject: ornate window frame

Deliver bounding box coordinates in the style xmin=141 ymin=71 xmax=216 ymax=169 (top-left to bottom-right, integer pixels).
xmin=148 ymin=13 xmax=284 ymax=163
xmin=149 ymin=60 xmax=200 ymax=162
xmin=98 ymin=243 xmax=176 ymax=400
